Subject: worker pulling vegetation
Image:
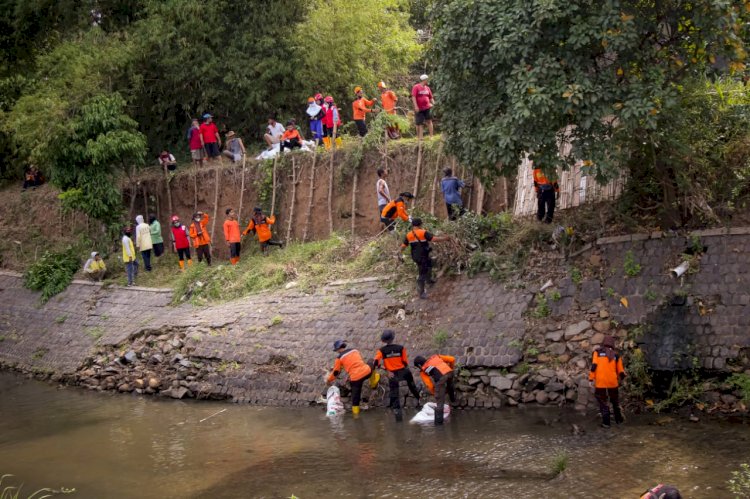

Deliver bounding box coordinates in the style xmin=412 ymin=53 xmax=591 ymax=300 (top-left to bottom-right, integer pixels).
xmin=242 ymin=207 xmax=283 ymax=255
xmin=589 ymin=335 xmax=626 ymax=428
xmin=327 ymin=340 xmax=379 ymax=416
xmin=381 ymin=192 xmax=414 ymax=231
xmin=374 ymin=329 xmax=421 ymax=421
xmin=400 ymin=218 xmax=448 ymax=299
xmin=413 ymin=354 xmax=456 ymax=425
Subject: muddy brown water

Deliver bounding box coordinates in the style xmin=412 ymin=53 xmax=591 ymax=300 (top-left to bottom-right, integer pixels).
xmin=0 ymin=372 xmax=746 ymax=498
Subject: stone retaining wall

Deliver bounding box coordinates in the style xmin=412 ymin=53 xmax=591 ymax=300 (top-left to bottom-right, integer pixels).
xmin=1 ymin=226 xmax=748 ymax=410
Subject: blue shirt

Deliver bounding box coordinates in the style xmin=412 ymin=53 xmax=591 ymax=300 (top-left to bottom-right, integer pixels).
xmin=441 ymin=177 xmax=465 ymax=205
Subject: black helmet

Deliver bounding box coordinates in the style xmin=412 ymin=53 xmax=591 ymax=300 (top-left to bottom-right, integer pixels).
xmin=254 ymin=206 xmax=262 ymax=212
xmin=411 ymin=218 xmax=423 ymax=227
xmin=413 ymin=355 xmax=426 ymax=368
xmin=399 ymin=192 xmax=414 ymax=199
xmin=381 ymin=329 xmax=395 ymax=342
xmin=333 ymin=339 xmax=347 ymax=351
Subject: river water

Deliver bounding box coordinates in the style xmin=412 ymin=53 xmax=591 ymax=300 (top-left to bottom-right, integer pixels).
xmin=0 ymin=372 xmax=747 ymax=498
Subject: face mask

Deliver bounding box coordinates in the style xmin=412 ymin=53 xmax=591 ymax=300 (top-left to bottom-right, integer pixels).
xmin=194 ymin=218 xmax=200 ymax=222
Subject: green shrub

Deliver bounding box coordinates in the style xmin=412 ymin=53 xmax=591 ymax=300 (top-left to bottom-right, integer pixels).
xmin=549 ymin=450 xmax=569 ymax=476
xmin=433 ymin=329 xmax=450 ymax=348
xmin=531 ymin=293 xmax=550 ymax=318
xmin=623 ymin=250 xmax=642 ymax=277
xmin=728 ymin=463 xmax=750 ymax=498
xmin=23 ymin=250 xmax=80 ymax=303
xmin=727 ymin=373 xmax=750 ymax=403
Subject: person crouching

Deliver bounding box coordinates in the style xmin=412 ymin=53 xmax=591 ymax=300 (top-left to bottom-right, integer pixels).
xmin=327 ymin=340 xmax=379 ymax=416
xmin=413 ymin=354 xmax=456 ymax=425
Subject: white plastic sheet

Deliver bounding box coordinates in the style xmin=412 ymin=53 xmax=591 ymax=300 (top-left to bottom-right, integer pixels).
xmin=326 ymin=386 xmax=345 ymax=417
xmin=254 ymin=141 xmax=318 ymax=160
xmin=409 ymin=402 xmax=451 ymax=424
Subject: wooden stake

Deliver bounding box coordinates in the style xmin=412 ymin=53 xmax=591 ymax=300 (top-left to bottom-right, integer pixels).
xmin=327 ymin=124 xmax=337 ymax=234
xmin=351 ymin=171 xmax=358 ymax=237
xmin=302 ymin=152 xmax=317 ymax=242
xmin=286 ymin=157 xmax=304 ymax=243
xmin=193 ymin=161 xmax=198 ymax=212
xmin=142 ymin=184 xmax=148 ymax=217
xmin=210 ymin=157 xmax=222 ymax=242
xmin=429 ymin=142 xmax=444 ymax=216
xmin=412 ymin=140 xmax=423 ymax=206
xmin=164 ymin=166 xmax=173 ymax=223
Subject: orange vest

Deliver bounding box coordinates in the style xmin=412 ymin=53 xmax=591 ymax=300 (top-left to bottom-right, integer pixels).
xmin=588 ymin=349 xmax=625 ymax=388
xmin=223 ymin=219 xmax=241 ymax=243
xmin=532 ymin=168 xmax=559 ymax=192
xmin=243 ymin=215 xmax=276 ymax=243
xmin=328 ymin=349 xmax=372 ymax=383
xmin=374 ymin=344 xmax=408 ymax=372
xmin=381 ymin=90 xmax=397 ymax=114
xmin=189 ymin=214 xmax=211 ymax=246
xmin=352 ymin=97 xmax=374 ymax=120
xmin=419 ymin=354 xmax=455 ymax=394
xmin=381 ymin=198 xmax=409 ymax=221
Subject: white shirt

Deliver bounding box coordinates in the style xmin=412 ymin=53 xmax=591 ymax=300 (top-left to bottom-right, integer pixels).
xmin=267 ymin=122 xmax=285 ymax=140
xmin=376 ymin=178 xmax=390 ymax=206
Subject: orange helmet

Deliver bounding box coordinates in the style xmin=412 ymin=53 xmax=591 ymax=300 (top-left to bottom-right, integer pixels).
xmin=307 ymin=97 xmax=314 ymax=103
xmin=377 ymin=81 xmax=386 ymax=89
xmin=354 ymin=86 xmax=362 ymax=93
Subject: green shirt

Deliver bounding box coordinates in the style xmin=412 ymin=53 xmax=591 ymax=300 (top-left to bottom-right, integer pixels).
xmin=150 ymin=220 xmax=163 ymax=245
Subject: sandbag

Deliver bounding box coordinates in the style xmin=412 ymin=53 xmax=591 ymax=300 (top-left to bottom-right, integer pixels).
xmin=409 ymin=402 xmax=451 ymax=424
xmin=326 ymin=386 xmax=345 ymax=417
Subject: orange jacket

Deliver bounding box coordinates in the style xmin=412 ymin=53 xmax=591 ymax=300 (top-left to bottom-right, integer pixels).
xmin=223 ymin=219 xmax=241 ymax=244
xmin=381 ymin=90 xmax=397 ymax=114
xmin=589 ymin=349 xmax=625 ymax=388
xmin=381 ymin=198 xmax=409 ymax=222
xmin=352 ymin=97 xmax=375 ymax=120
xmin=328 ymin=348 xmax=372 ymax=383
xmin=374 ymin=344 xmax=409 ymax=372
xmin=243 ymin=215 xmax=276 ymax=243
xmin=419 ymin=354 xmax=455 ymax=395
xmin=533 ymin=168 xmax=560 ymax=193
xmin=281 ymin=129 xmax=302 ymax=141
xmin=189 ymin=214 xmax=211 ymax=246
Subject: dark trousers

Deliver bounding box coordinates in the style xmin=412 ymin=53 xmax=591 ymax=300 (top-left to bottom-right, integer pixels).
xmin=280 ymin=138 xmax=301 ymax=152
xmin=196 ymin=244 xmax=211 ymax=265
xmin=434 ymin=371 xmax=456 ymax=425
xmin=355 ymin=120 xmax=368 ymax=137
xmin=416 ymin=257 xmax=433 ymax=295
xmin=177 ymin=247 xmax=191 ymax=261
xmin=537 ymin=189 xmax=556 ymax=223
xmin=595 ymin=387 xmax=624 ymax=426
xmin=379 ymin=204 xmax=396 ymax=231
xmin=349 ymin=363 xmax=375 ymax=407
xmin=229 ymin=242 xmax=241 ymax=258
xmin=446 ymin=203 xmax=465 ymax=221
xmin=388 ymin=368 xmax=421 ymax=411
xmin=260 ymin=240 xmax=283 ymax=253
xmin=141 ymin=249 xmax=152 ymax=271
xmin=153 ymin=242 xmax=164 ymax=257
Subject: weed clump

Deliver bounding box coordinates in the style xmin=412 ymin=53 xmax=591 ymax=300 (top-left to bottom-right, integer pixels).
xmin=23 ymin=249 xmax=80 ymax=302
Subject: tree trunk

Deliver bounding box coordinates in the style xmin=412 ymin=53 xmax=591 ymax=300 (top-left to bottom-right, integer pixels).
xmin=303 ymin=152 xmax=317 ymax=242
xmin=142 ymin=184 xmax=148 ymax=217
xmin=475 ymin=178 xmax=485 ymax=214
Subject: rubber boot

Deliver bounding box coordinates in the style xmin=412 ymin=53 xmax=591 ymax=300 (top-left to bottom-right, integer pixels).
xmin=335 ymin=137 xmax=343 ymax=149
xmin=323 ymin=137 xmax=332 ymax=150
xmin=187 ymin=259 xmax=193 ymax=267
xmin=352 ymin=405 xmax=360 ymax=416
xmin=435 ymin=410 xmax=444 ymax=425
xmin=369 ymin=372 xmax=380 ymax=389
xmin=178 ymin=260 xmax=185 ymax=271
xmin=417 ymin=279 xmax=427 ymax=299
xmin=614 ymin=405 xmax=625 ymax=424
xmin=394 ymin=408 xmax=403 ymax=422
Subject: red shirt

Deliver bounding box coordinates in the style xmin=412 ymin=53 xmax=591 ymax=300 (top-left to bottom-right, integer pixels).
xmin=171 ymin=225 xmax=190 ymax=249
xmin=412 ymin=83 xmax=433 ymax=111
xmin=200 ymin=122 xmax=219 ymax=144
xmin=189 ymin=127 xmax=203 ymax=150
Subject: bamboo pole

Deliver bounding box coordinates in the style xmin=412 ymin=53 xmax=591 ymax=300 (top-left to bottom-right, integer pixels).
xmin=302 ymin=152 xmax=317 ymax=242
xmin=412 ymin=140 xmax=423 ymax=206
xmin=271 ymin=157 xmax=278 ymax=216
xmin=350 ymin=171 xmax=358 ymax=236
xmin=238 ymin=155 xmax=247 ymax=223
xmin=142 ymin=184 xmax=148 ymax=217
xmin=429 ymin=142 xmax=444 ymax=216
xmin=286 ymin=157 xmax=304 ymax=243
xmin=164 ymin=166 xmax=173 ymax=222
xmin=327 ymin=124 xmax=337 ymax=234
xmin=193 ymin=161 xmax=198 ymax=212
xmin=210 ymin=158 xmax=222 ymax=242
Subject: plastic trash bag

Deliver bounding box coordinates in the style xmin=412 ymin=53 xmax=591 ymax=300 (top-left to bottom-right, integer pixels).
xmin=409 ymin=402 xmax=451 ymax=424
xmin=326 ymin=385 xmax=345 ymax=417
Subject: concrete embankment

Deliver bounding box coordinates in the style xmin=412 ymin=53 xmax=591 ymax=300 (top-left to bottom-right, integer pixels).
xmin=1 ymin=226 xmax=749 ymax=411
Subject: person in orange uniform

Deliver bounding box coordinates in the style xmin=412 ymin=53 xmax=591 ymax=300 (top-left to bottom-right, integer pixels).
xmin=327 ymin=340 xmax=379 ymax=416
xmin=242 ymin=207 xmax=283 ymax=255
xmin=223 ymin=208 xmax=242 ymax=265
xmin=279 ymin=121 xmax=304 ymax=153
xmin=374 ymin=330 xmax=422 ymax=421
xmin=378 ymin=81 xmax=400 ymax=139
xmin=380 ymin=192 xmax=414 ymax=231
xmin=589 ymin=335 xmax=626 ymax=428
xmin=352 ymin=86 xmax=376 ymax=137
xmin=189 ymin=211 xmax=211 ymax=266
xmin=400 ymin=218 xmax=448 ymax=299
xmin=532 ymin=166 xmax=560 ymax=223
xmin=413 ymin=354 xmax=456 ymax=425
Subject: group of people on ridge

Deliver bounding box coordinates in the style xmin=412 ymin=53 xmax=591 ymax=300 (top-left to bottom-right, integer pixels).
xmin=326 ymin=329 xmax=456 ymax=425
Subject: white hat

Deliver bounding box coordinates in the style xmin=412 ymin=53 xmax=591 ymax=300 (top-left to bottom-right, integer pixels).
xmin=420 ymin=74 xmax=429 ymax=81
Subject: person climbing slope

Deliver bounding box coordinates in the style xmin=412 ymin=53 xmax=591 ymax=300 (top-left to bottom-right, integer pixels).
xmin=223 ymin=208 xmax=242 ymax=265
xmin=400 ymin=217 xmax=448 ymax=299
xmin=589 ymin=335 xmax=626 ymax=428
xmin=189 ymin=211 xmax=212 ymax=266
xmin=242 ymin=207 xmax=283 ymax=255
xmin=380 ymin=192 xmax=414 ymax=232
xmin=373 ymin=329 xmax=421 ymax=421
xmin=413 ymin=354 xmax=456 ymax=425
xmin=170 ymin=215 xmax=192 ymax=271
xmin=327 ymin=340 xmax=379 ymax=416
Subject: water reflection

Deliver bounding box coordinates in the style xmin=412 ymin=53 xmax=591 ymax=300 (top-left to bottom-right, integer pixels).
xmin=0 ymin=372 xmax=745 ymax=499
